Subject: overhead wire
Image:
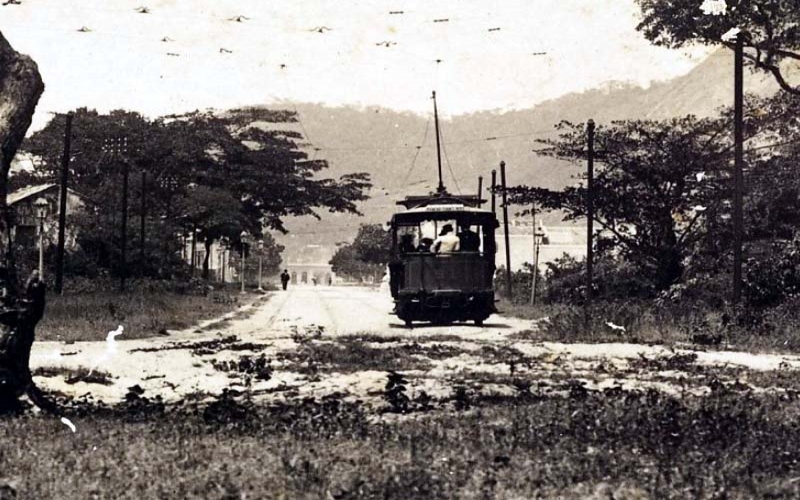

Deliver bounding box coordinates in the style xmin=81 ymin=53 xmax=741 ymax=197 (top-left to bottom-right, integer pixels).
xmin=400 ymin=117 xmax=431 ymax=186
xmin=436 ymin=123 xmax=462 ymax=194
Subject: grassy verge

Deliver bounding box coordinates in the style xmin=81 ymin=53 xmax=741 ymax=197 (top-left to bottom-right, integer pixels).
xmin=2 ymin=388 xmax=800 ymax=499
xmin=36 ymin=289 xmax=266 ymax=342
xmin=498 ymin=298 xmax=800 ymax=354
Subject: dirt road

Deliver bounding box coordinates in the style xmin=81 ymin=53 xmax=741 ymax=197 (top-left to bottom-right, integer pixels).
xmin=28 ymin=286 xmax=800 ymax=408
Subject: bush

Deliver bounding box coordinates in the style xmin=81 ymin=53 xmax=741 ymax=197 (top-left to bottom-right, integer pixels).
xmin=541 ymin=255 xmax=654 ymax=305
xmin=493 ymin=263 xmax=544 ymax=305
xmin=743 ymin=239 xmax=800 ymax=309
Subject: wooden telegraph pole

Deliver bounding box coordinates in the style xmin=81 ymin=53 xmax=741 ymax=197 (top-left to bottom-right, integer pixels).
xmin=732 ymin=33 xmax=744 ymax=305
xmin=490 ymin=170 xmax=497 ymax=214
xmin=140 ymin=170 xmax=147 ymax=275
xmin=119 ymin=138 xmax=129 ymax=292
xmin=500 ymin=161 xmax=513 ymax=301
xmin=585 ymin=119 xmax=596 ymax=333
xmin=55 ymin=112 xmax=73 ymax=294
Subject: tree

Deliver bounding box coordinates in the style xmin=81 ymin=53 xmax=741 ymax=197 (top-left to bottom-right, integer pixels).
xmin=0 ymin=31 xmax=47 ymax=411
xmin=505 ymin=117 xmax=764 ymax=291
xmin=173 ymin=186 xmax=246 ymax=279
xmin=636 ymin=0 xmax=800 ymax=95
xmin=330 ymin=224 xmax=391 ymax=282
xmin=21 ymin=107 xmax=372 ymax=279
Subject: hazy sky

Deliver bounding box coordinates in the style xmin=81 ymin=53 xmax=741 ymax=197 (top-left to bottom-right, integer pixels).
xmin=0 ymin=0 xmax=712 ymax=130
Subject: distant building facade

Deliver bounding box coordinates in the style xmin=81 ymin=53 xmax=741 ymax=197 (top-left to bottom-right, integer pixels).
xmin=285 ymin=244 xmax=337 ymax=285
xmin=8 ymin=183 xmax=86 ymax=249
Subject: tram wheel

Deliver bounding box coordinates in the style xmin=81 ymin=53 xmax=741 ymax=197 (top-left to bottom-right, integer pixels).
xmin=474 ymin=318 xmax=484 ymax=326
xmin=404 ymin=319 xmax=413 ymax=328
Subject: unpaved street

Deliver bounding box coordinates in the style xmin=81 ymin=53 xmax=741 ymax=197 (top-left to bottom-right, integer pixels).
xmin=28 ymin=286 xmax=800 ymax=407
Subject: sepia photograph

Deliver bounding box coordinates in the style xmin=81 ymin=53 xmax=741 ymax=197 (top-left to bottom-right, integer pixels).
xmin=1 ymin=0 xmax=800 ymax=498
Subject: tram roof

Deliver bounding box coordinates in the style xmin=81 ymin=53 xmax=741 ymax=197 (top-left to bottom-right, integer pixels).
xmin=395 ymin=192 xmax=486 ymax=210
xmin=391 ymin=203 xmax=496 ymax=225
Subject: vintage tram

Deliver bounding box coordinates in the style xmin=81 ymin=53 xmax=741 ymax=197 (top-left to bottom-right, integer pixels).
xmin=388 ymin=192 xmax=499 ymax=326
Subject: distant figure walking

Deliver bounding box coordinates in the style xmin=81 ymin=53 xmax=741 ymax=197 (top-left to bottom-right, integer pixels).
xmin=280 ymin=269 xmax=290 ymax=291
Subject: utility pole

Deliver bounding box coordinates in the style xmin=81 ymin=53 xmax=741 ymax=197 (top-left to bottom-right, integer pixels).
xmin=586 ymin=119 xmax=596 ymax=334
xmin=732 ymin=32 xmax=744 ymax=305
xmin=530 ymin=204 xmax=537 ymax=306
xmin=140 ymin=170 xmax=146 ymax=275
xmin=120 ymin=139 xmax=129 ymax=293
xmin=500 ymin=161 xmax=513 ymax=301
xmin=490 ymin=170 xmax=497 ymax=214
xmin=55 ymin=112 xmax=72 ymax=294
xmin=477 ymin=176 xmax=483 ymax=202
xmin=190 ymin=227 xmax=197 ymax=278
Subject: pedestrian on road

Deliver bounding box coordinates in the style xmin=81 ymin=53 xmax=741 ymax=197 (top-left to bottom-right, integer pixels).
xmin=280 ymin=269 xmax=290 ymax=291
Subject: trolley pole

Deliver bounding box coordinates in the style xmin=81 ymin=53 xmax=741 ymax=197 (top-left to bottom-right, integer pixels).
xmin=500 ymin=161 xmax=513 ymax=301
xmin=432 ymin=90 xmax=445 ymax=194
xmin=585 ymin=119 xmax=596 ymax=334
xmin=732 ymin=33 xmax=744 ymax=305
xmin=477 ymin=176 xmax=483 ymax=201
xmin=55 ymin=112 xmax=73 ymax=294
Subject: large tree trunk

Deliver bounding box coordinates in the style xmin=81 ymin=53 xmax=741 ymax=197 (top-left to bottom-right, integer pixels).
xmin=0 ymin=31 xmax=46 ymax=411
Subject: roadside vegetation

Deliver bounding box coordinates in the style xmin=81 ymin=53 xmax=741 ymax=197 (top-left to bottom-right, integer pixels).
xmin=2 ymin=385 xmax=800 ymax=499
xmin=36 ymin=280 xmax=269 ymax=342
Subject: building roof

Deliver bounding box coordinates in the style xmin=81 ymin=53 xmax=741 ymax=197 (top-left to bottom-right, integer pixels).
xmin=7 ymin=184 xmax=86 ymax=206
xmin=7 ymin=183 xmax=56 ymax=206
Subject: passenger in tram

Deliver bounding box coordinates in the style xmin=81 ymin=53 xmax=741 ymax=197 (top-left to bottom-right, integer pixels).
xmin=432 ymin=224 xmax=460 ymax=254
xmin=458 ymin=225 xmax=480 ymax=252
xmin=417 ymin=238 xmax=434 ymax=252
xmin=399 ymin=234 xmax=416 ymax=254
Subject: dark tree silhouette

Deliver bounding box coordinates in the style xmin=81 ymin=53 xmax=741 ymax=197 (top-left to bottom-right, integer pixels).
xmin=0 ymin=31 xmax=47 ymax=412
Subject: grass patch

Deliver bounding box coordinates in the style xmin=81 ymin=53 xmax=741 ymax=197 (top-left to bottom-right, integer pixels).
xmin=4 ymin=389 xmax=800 ymax=498
xmin=277 ymin=339 xmax=432 ymax=374
xmin=36 ymin=290 xmax=263 ymax=342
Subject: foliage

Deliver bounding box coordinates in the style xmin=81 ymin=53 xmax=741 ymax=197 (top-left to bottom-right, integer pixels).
xmin=636 ymin=0 xmax=800 ymax=95
xmin=493 ymin=263 xmax=544 ymax=305
xmin=329 ymin=224 xmax=391 ymax=282
xmin=540 ymin=254 xmax=656 ymax=304
xmin=504 ymin=117 xmax=763 ymax=290
xmin=383 ymin=371 xmax=410 ymax=413
xmin=20 ymin=108 xmax=371 ymax=279
xmin=742 ymin=238 xmax=800 ymax=308
xmin=35 ymin=283 xmax=261 ymax=342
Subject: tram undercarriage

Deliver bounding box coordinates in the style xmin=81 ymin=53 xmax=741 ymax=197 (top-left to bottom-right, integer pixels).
xmin=394 ymin=290 xmax=496 ymax=327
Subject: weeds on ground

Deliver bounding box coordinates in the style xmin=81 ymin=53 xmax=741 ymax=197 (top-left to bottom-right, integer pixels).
xmin=212 ymin=354 xmax=273 ymax=381
xmin=32 ymin=366 xmax=114 ymax=386
xmin=130 ymin=335 xmax=269 ymax=355
xmin=4 ymin=384 xmax=800 ymax=498
xmin=277 ymin=339 xmax=432 ymax=375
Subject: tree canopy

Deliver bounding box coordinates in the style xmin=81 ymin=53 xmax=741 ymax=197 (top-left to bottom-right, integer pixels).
xmin=330 ymin=224 xmax=391 ymax=282
xmin=20 ymin=107 xmax=372 ymax=278
xmin=636 ymin=0 xmax=800 ymax=94
xmin=505 ymin=116 xmax=766 ymax=290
